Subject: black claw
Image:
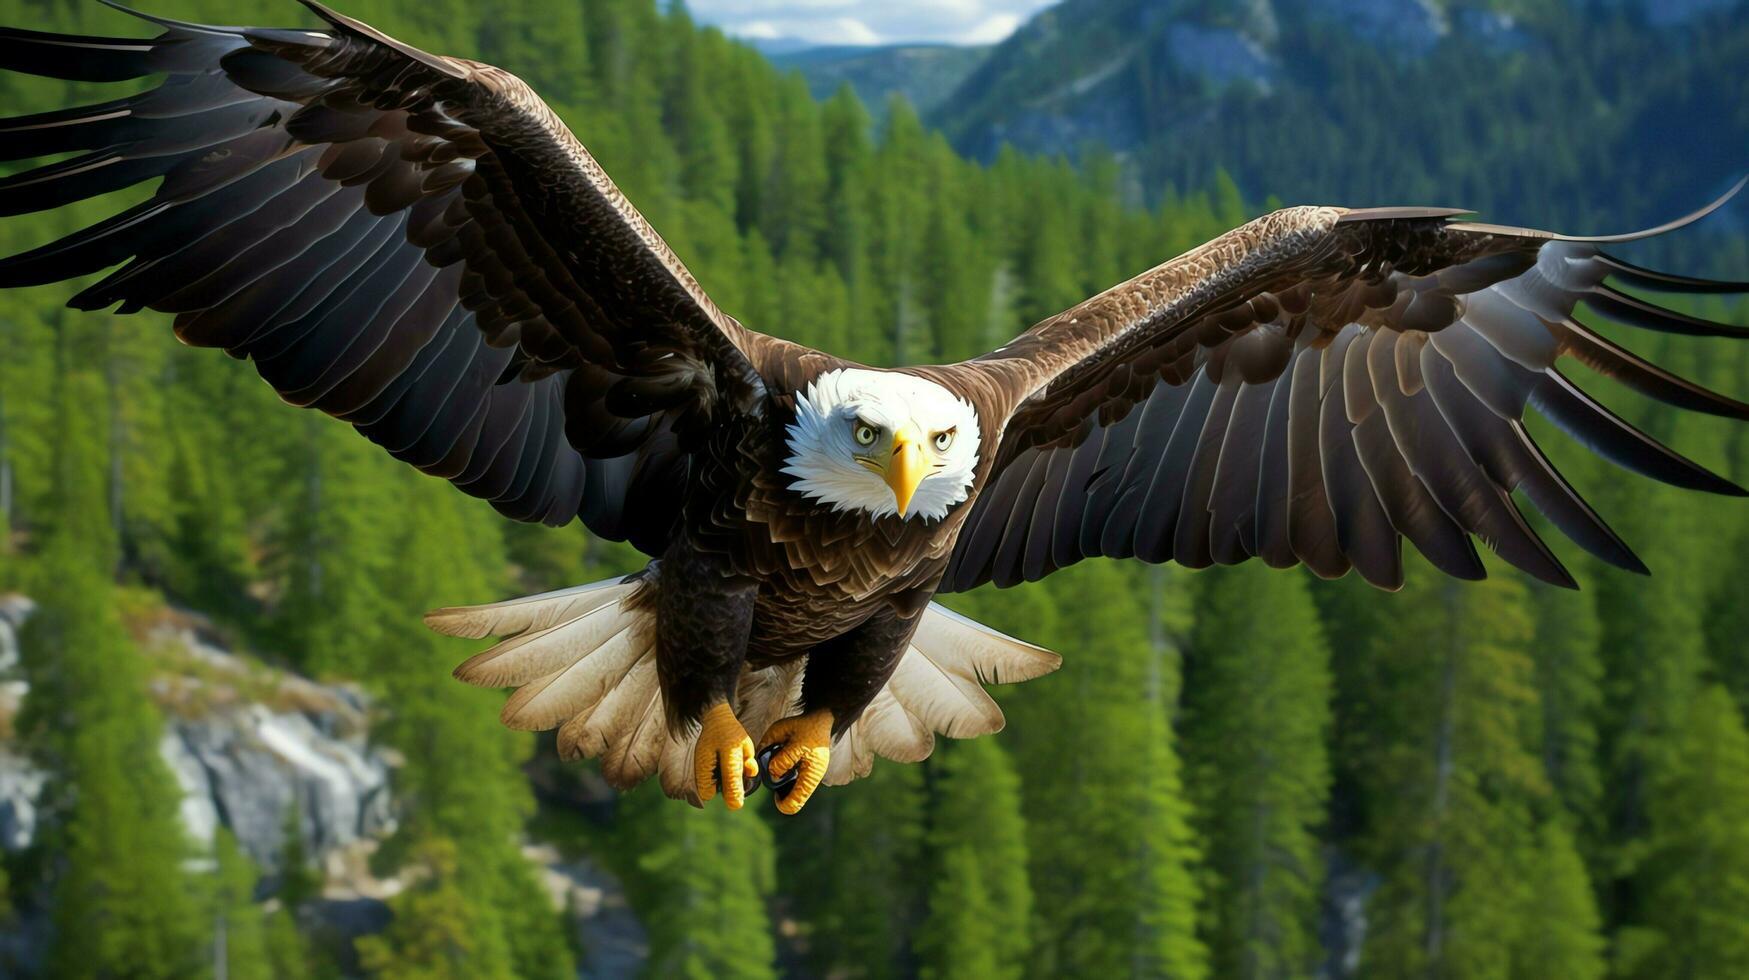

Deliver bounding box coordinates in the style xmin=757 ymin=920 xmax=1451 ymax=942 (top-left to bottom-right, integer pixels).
xmin=744 ymin=744 xmax=799 ymax=801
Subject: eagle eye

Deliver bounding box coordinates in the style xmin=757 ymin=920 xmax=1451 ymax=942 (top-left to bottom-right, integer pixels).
xmin=932 ymin=429 xmax=956 ymax=453
xmin=853 ymin=421 xmax=880 ymax=447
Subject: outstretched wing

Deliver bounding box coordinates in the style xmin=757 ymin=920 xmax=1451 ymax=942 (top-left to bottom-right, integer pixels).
xmin=0 ymin=2 xmax=807 ymax=555
xmin=943 ymin=193 xmax=1749 ymax=592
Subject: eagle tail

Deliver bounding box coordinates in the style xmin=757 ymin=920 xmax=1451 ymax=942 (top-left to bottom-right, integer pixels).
xmin=431 ymin=580 xmax=1061 ymax=800
xmin=698 ymin=604 xmax=1062 ymax=791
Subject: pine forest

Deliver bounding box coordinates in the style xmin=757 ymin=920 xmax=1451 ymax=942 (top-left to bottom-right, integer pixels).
xmin=0 ymin=1 xmax=1746 ymax=977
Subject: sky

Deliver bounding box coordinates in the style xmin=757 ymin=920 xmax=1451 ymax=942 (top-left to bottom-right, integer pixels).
xmin=683 ymin=0 xmax=1059 ymax=46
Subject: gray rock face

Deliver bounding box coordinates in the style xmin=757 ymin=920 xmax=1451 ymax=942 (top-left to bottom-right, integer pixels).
xmin=146 ymin=620 xmax=396 ymax=870
xmin=1318 ymin=846 xmax=1381 ymax=979
xmin=0 ymin=598 xmax=396 ymax=871
xmin=0 ymin=746 xmax=44 ymax=853
xmin=0 ymin=594 xmax=652 ymax=976
xmin=1164 ymin=23 xmax=1277 ymax=89
xmin=1307 ymin=0 xmax=1446 ymax=56
xmin=0 ymin=595 xmax=41 ymax=853
xmin=0 ymin=594 xmax=33 ymax=675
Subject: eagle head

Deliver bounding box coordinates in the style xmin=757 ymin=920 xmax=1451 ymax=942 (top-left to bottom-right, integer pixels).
xmin=782 ymin=368 xmax=982 ymax=522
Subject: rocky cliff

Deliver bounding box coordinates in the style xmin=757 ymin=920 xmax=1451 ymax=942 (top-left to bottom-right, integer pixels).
xmin=0 ymin=593 xmax=646 ymax=977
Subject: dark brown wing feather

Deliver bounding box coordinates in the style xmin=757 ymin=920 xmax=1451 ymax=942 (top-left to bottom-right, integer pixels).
xmin=0 ymin=2 xmax=812 ymax=555
xmin=944 ymin=192 xmax=1749 ymax=592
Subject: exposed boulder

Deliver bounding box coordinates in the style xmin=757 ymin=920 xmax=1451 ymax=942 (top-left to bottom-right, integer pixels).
xmin=0 ymin=596 xmax=396 ymax=870
xmin=142 ymin=613 xmax=396 ymax=869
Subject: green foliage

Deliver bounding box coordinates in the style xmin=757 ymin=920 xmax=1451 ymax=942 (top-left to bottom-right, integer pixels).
xmin=1616 ymin=686 xmax=1749 ymax=979
xmin=20 ymin=368 xmax=205 ymax=977
xmin=1184 ymin=564 xmax=1331 ymax=978
xmin=795 ymin=763 xmax=928 ymax=979
xmin=1511 ymin=821 xmax=1606 ymax=980
xmin=357 ymin=835 xmax=506 ymax=980
xmin=1527 ymin=580 xmax=1605 ymax=847
xmin=918 ymin=737 xmax=1032 ymax=979
xmin=1001 ymin=563 xmax=1208 ymax=979
xmin=615 ymin=785 xmax=777 ymax=980
xmin=362 ymin=483 xmax=575 ymax=980
xmin=212 ymin=830 xmax=284 ymax=980
xmin=1350 ymin=565 xmax=1602 ymax=980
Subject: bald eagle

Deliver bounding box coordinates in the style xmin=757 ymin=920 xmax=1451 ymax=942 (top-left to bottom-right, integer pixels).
xmin=4 ymin=2 xmax=1746 ymax=814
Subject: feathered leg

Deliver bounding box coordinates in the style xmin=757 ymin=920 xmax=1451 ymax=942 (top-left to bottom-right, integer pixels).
xmin=762 ymin=604 xmax=918 ymax=814
xmin=656 ymin=546 xmax=760 ymax=809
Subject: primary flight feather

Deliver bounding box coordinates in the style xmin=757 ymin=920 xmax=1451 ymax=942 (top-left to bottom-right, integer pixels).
xmin=3 ymin=1 xmax=1746 ymax=814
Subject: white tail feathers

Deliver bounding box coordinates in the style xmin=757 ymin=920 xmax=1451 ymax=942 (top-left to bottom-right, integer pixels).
xmin=426 ymin=578 xmax=637 ymax=640
xmin=822 ymin=604 xmax=1060 ymax=786
xmin=433 ymin=578 xmax=1062 ymax=802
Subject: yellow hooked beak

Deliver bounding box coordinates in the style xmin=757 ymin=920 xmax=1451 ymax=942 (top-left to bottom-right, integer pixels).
xmin=884 ymin=426 xmax=927 ymax=517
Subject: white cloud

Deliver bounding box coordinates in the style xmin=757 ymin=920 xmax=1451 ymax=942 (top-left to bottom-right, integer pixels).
xmin=815 ymin=17 xmax=884 ymax=45
xmin=735 ymin=20 xmax=785 ymax=39
xmin=960 ymin=12 xmax=1025 ymax=45
xmin=688 ymin=0 xmax=1058 ymax=46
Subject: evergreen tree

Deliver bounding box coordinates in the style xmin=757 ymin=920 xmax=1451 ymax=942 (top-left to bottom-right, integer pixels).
xmin=1003 ymin=562 xmax=1207 ymax=979
xmin=1354 ymin=568 xmax=1600 ymax=979
xmin=1184 ymin=563 xmax=1331 ymax=979
xmin=1527 ymin=580 xmax=1604 ymax=845
xmin=918 ymin=737 xmax=1032 ymax=979
xmin=803 ymin=763 xmax=929 ymax=979
xmin=21 ymin=365 xmax=205 ymax=978
xmin=357 ymin=835 xmax=502 ymax=980
xmin=1511 ymin=821 xmax=1606 ymax=980
xmin=363 ymin=480 xmax=575 ymax=979
xmin=213 ymin=829 xmax=280 ymax=980
xmin=617 ymin=784 xmax=777 ymax=980
xmin=920 ymin=848 xmax=1004 ymax=980
xmin=1616 ymin=685 xmax=1749 ymax=979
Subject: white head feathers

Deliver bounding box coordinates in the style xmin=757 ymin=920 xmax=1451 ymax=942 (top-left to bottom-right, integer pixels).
xmin=782 ymin=368 xmax=982 ymax=522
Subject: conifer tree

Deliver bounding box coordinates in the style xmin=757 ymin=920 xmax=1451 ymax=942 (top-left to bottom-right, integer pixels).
xmin=1002 ymin=562 xmax=1207 ymax=979
xmin=1184 ymin=563 xmax=1331 ymax=979
xmin=617 ymin=784 xmax=777 ymax=980
xmin=1356 ymin=569 xmax=1589 ymax=979
xmin=805 ymin=762 xmax=929 ymax=979
xmin=363 ymin=479 xmax=575 ymax=979
xmin=920 ymin=848 xmax=1003 ymax=980
xmin=213 ymin=829 xmax=280 ymax=980
xmin=357 ymin=835 xmax=503 ymax=980
xmin=918 ymin=737 xmax=1032 ymax=979
xmin=1527 ymin=579 xmax=1605 ymax=845
xmin=21 ymin=366 xmax=204 ymax=978
xmin=1616 ymin=685 xmax=1749 ymax=979
xmin=1511 ymin=821 xmax=1606 ymax=980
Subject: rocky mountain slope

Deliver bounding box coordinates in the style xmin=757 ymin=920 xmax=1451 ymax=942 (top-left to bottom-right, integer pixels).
xmin=0 ymin=595 xmax=643 ymax=976
xmin=768 ymin=42 xmax=991 ymax=119
xmin=926 ymin=0 xmax=1748 ymax=230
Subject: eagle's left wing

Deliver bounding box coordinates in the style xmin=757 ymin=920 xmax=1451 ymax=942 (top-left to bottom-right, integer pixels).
xmin=942 ymin=193 xmax=1749 ymax=592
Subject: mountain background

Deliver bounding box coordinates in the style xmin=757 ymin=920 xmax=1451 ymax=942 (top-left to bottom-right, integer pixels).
xmin=783 ymin=0 xmax=1748 ymax=233
xmin=764 ymin=42 xmax=991 ymax=120
xmin=1 ymin=0 xmax=1747 ymax=978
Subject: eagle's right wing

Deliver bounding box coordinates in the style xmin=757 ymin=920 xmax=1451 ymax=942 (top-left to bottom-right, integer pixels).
xmin=0 ymin=2 xmax=812 ymax=555
xmin=944 ymin=192 xmax=1749 ymax=592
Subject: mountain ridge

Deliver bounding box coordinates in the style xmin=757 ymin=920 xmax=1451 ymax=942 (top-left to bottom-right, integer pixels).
xmin=925 ymin=0 xmax=1748 ymax=231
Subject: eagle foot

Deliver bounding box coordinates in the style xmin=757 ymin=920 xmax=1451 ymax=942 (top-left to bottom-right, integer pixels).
xmin=760 ymin=709 xmax=834 ymax=815
xmin=695 ymin=701 xmax=758 ymax=810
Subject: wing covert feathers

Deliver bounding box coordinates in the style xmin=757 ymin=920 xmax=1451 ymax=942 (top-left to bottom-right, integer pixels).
xmin=947 ymin=192 xmax=1749 ymax=593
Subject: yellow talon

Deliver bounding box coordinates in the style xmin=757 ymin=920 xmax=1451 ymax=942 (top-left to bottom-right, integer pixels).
xmin=760 ymin=708 xmax=834 ymax=815
xmin=694 ymin=701 xmax=758 ymax=810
